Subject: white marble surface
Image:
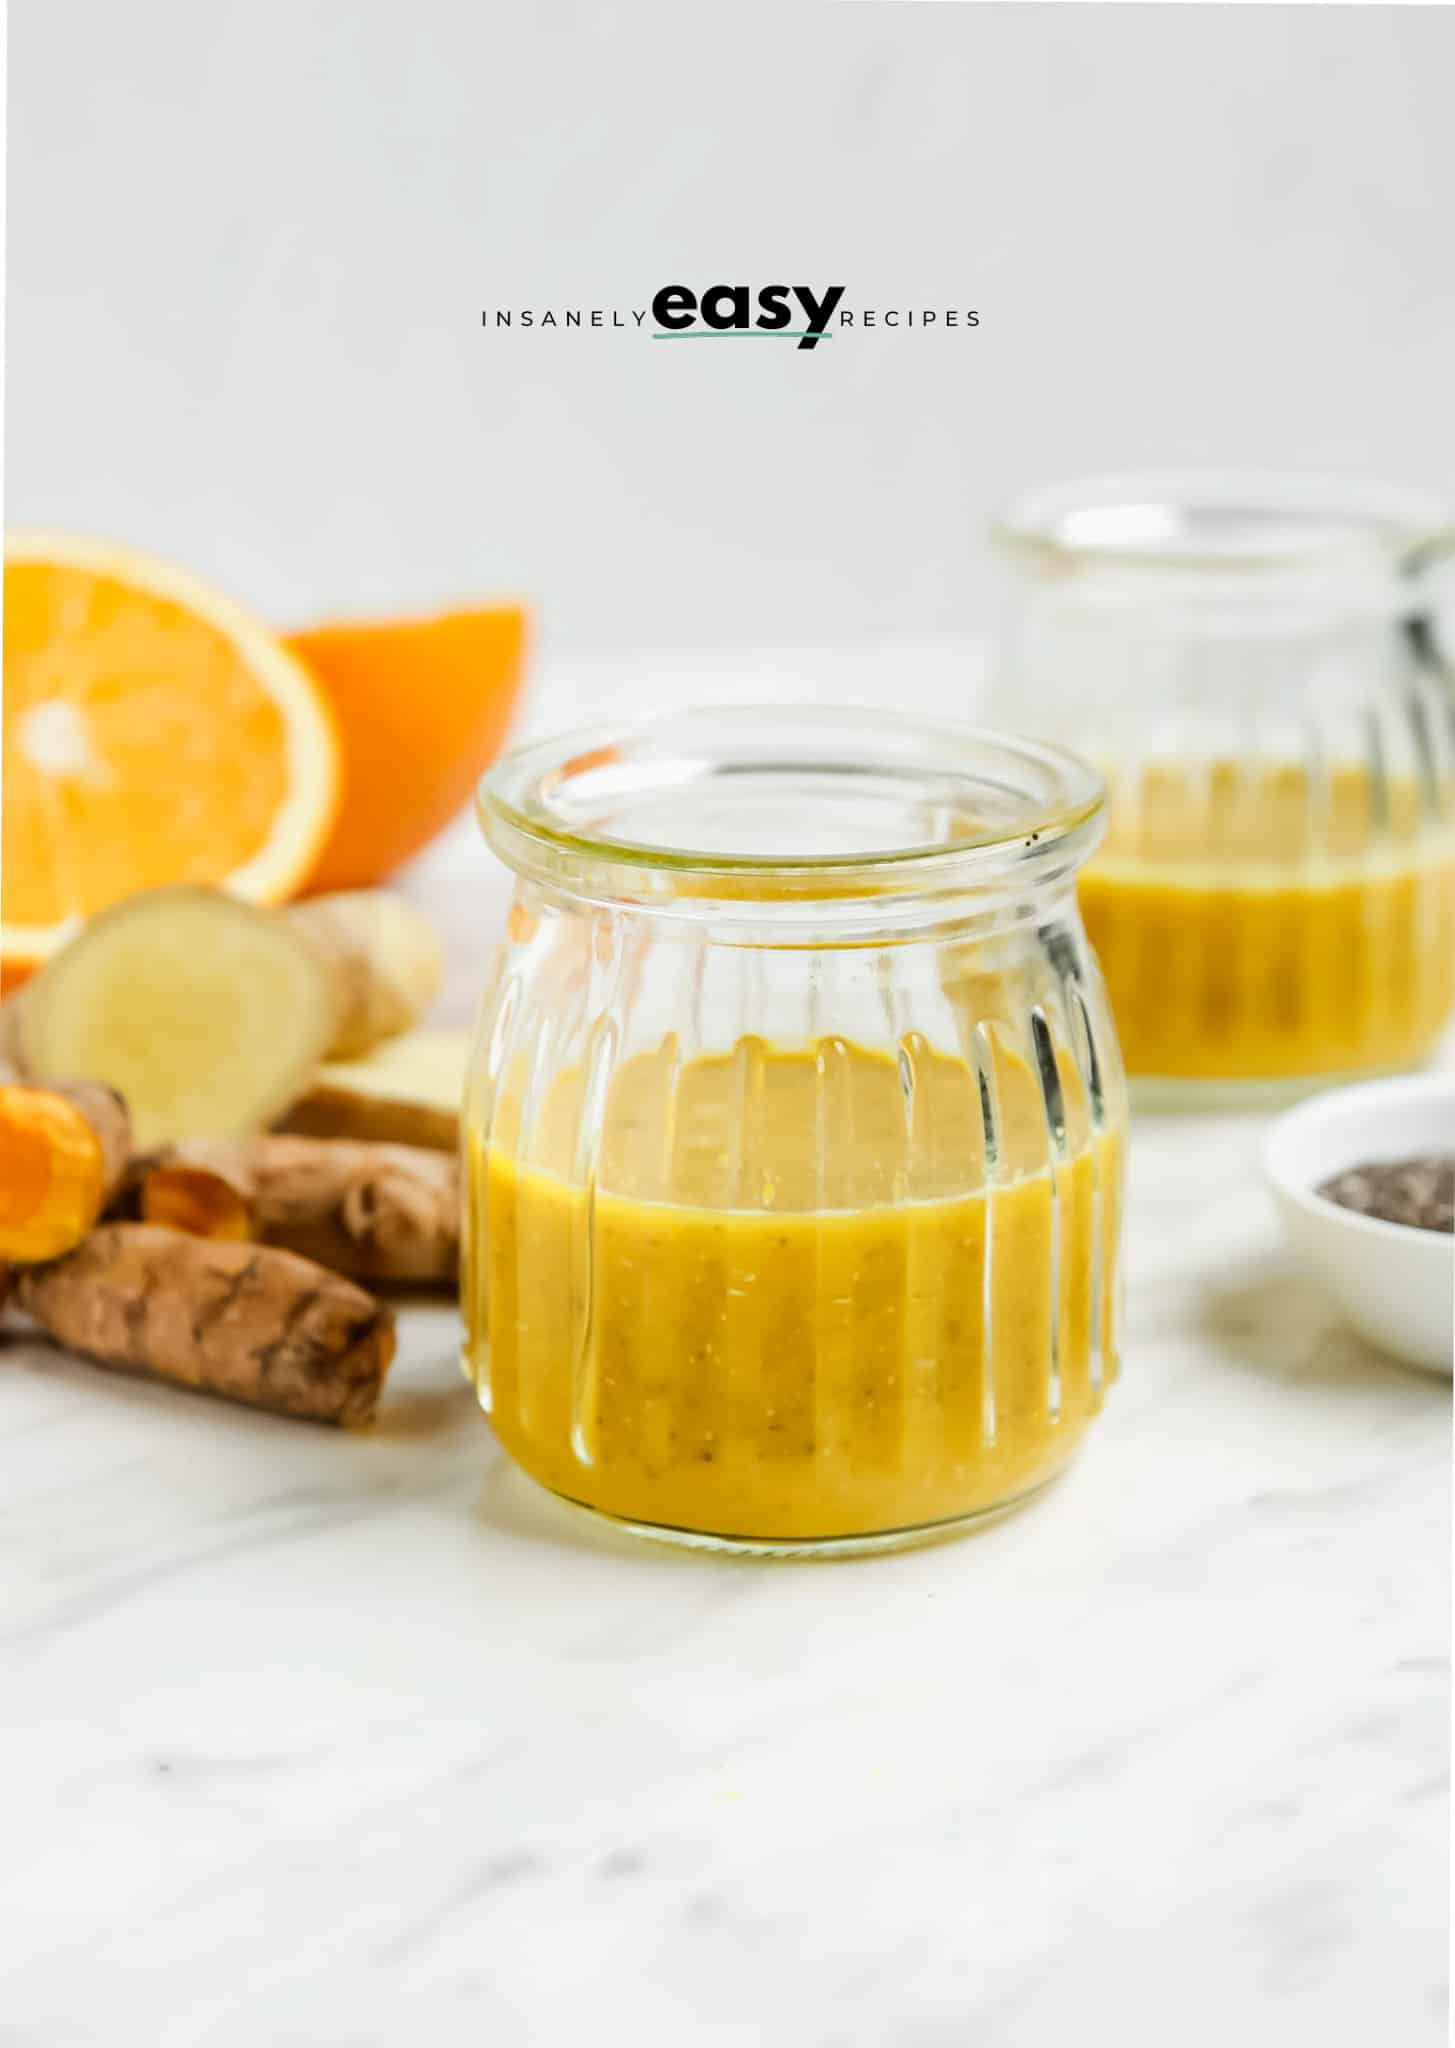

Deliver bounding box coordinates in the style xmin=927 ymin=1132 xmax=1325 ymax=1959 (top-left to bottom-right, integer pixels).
xmin=4 ymin=653 xmax=1451 ymax=2046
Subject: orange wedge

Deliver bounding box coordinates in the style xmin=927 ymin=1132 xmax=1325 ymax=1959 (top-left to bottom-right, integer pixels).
xmin=2 ymin=533 xmax=340 ymax=985
xmin=287 ymin=603 xmax=527 ymax=892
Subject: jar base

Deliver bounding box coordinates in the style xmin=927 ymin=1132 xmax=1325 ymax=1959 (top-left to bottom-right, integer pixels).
xmin=502 ymin=1464 xmax=1070 ymax=1559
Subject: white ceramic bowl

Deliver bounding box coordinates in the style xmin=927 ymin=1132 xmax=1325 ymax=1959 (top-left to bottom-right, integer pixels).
xmin=1262 ymin=1077 xmax=1454 ymax=1374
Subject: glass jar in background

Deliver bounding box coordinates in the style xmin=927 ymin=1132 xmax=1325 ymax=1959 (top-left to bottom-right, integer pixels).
xmin=464 ymin=710 xmax=1127 ymax=1553
xmin=990 ymin=474 xmax=1455 ymax=1097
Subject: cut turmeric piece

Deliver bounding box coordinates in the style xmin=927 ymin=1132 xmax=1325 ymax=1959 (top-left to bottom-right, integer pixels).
xmin=141 ymin=1148 xmax=255 ymax=1242
xmin=0 ymin=1081 xmax=131 ymax=1262
xmin=142 ymin=1134 xmax=459 ymax=1284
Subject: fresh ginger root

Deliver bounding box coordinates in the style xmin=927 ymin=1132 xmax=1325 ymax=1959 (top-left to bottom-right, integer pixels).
xmin=277 ymin=1028 xmax=468 ymax=1150
xmin=0 ymin=1081 xmax=132 ymax=1263
xmin=142 ymin=1134 xmax=459 ymax=1284
xmin=0 ymin=1008 xmax=27 ymax=1078
xmin=16 ymin=889 xmax=340 ymax=1149
xmin=13 ymin=887 xmax=444 ymax=1148
xmin=15 ymin=1223 xmax=395 ymax=1425
xmin=286 ymin=891 xmax=443 ymax=1059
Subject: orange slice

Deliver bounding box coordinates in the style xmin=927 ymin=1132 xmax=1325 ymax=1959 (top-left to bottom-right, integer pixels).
xmin=287 ymin=603 xmax=526 ymax=892
xmin=2 ymin=532 xmax=340 ymax=982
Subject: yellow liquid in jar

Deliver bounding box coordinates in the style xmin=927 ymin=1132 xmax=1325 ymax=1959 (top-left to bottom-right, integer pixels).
xmin=1079 ymin=764 xmax=1455 ymax=1081
xmin=466 ymin=1034 xmax=1123 ymax=1545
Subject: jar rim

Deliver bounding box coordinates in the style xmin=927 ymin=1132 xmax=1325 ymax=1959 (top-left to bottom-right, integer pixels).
xmin=992 ymin=469 xmax=1454 ymax=578
xmin=477 ymin=706 xmax=1104 ymax=894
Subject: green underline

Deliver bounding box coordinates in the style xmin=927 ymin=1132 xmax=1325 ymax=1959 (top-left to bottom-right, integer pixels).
xmin=652 ymin=329 xmax=833 ymax=340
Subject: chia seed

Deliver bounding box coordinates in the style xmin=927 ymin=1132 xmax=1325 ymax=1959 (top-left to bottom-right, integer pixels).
xmin=1316 ymin=1155 xmax=1455 ymax=1234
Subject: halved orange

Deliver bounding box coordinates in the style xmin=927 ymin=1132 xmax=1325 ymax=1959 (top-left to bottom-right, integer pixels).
xmin=2 ymin=532 xmax=340 ymax=983
xmin=288 ymin=602 xmax=527 ymax=892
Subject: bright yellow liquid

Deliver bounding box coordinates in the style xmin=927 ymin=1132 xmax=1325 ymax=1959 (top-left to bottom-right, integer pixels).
xmin=1080 ymin=765 xmax=1455 ymax=1081
xmin=466 ymin=1034 xmax=1123 ymax=1544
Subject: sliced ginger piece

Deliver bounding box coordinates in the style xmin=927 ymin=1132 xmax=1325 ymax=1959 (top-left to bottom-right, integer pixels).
xmin=17 ymin=888 xmax=337 ymax=1150
xmin=277 ymin=1027 xmax=469 ymax=1150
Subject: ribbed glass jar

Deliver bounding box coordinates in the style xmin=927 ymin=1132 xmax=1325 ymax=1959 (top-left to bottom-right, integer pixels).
xmin=463 ymin=709 xmax=1127 ymax=1554
xmin=991 ymin=473 xmax=1455 ymax=1100
xmin=991 ymin=477 xmax=1455 ymax=1097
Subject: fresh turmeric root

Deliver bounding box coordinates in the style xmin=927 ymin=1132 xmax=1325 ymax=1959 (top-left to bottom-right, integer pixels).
xmin=141 ymin=1135 xmax=459 ymax=1284
xmin=15 ymin=1223 xmax=395 ymax=1424
xmin=0 ymin=1081 xmax=132 ymax=1262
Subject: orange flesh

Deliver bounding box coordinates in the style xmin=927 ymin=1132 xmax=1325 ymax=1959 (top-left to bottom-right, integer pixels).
xmin=3 ymin=562 xmax=292 ymax=926
xmin=1080 ymin=764 xmax=1455 ymax=1080
xmin=466 ymin=1036 xmax=1124 ymax=1543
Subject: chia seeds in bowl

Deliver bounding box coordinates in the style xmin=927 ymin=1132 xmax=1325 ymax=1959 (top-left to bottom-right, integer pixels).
xmin=1316 ymin=1155 xmax=1455 ymax=1234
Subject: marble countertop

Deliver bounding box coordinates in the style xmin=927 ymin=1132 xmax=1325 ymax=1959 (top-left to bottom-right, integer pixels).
xmin=4 ymin=653 xmax=1450 ymax=2045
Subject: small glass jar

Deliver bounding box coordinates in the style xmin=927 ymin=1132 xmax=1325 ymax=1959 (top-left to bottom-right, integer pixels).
xmin=990 ymin=473 xmax=1455 ymax=1098
xmin=463 ymin=709 xmax=1127 ymax=1554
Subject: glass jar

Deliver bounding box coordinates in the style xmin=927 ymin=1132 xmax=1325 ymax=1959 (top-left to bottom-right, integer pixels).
xmin=463 ymin=709 xmax=1127 ymax=1554
xmin=990 ymin=473 xmax=1455 ymax=1098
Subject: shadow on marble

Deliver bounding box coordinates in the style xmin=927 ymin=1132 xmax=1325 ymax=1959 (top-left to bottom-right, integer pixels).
xmin=1197 ymin=1249 xmax=1451 ymax=1397
xmin=471 ymin=1461 xmax=732 ymax=1567
xmin=372 ymin=1383 xmax=477 ymax=1443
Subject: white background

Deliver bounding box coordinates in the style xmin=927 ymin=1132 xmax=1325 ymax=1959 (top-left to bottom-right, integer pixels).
xmin=8 ymin=1 xmax=1455 ymax=665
